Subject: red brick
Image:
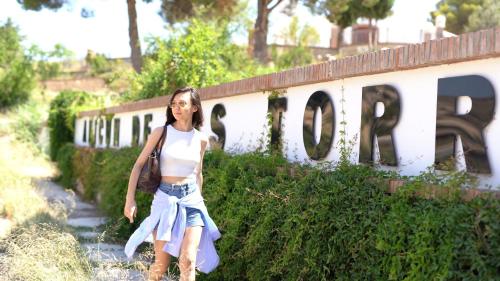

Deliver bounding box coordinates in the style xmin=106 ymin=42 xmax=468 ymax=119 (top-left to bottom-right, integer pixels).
xmin=473 ymin=31 xmax=481 ymax=56
xmin=378 ymin=50 xmax=384 ymax=69
xmin=396 ymin=46 xmax=404 ymax=68
xmin=479 ymin=30 xmax=489 ymax=55
xmin=332 ymin=60 xmax=339 ymax=79
xmin=361 ymin=53 xmax=366 ymax=73
xmin=409 ymin=44 xmax=416 ymax=66
xmin=441 ymin=38 xmax=448 ymax=60
xmin=353 ymin=56 xmax=359 ymax=75
xmin=449 ymin=37 xmax=457 ymax=60
xmin=386 ymin=49 xmax=394 ymax=69
xmin=385 ymin=49 xmax=391 ymax=69
xmin=79 ymin=29 xmax=500 ymax=118
xmin=459 ymin=34 xmax=467 ymax=58
xmin=365 ymin=52 xmax=371 ymax=72
xmin=416 ymin=43 xmax=424 ymax=65
xmin=329 ymin=60 xmax=336 ymax=79
xmin=467 ymin=33 xmax=475 ymax=57
xmin=338 ymin=59 xmax=344 ymax=78
xmin=430 ymin=40 xmax=438 ymax=62
xmin=372 ymin=51 xmax=379 ymax=71
xmin=360 ymin=54 xmax=366 ymax=73
xmin=349 ymin=56 xmax=355 ymax=75
xmin=495 ymin=27 xmax=500 ymax=53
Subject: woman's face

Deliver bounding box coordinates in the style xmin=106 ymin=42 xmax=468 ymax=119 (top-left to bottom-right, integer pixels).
xmin=170 ymin=91 xmax=198 ymax=121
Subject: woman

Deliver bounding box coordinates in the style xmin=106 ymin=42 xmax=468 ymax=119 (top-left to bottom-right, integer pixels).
xmin=123 ymin=87 xmax=221 ymax=281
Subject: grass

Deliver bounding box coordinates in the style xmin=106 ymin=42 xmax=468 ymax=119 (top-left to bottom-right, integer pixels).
xmin=0 ymin=92 xmax=95 ymax=280
xmin=0 ymin=89 xmax=171 ymax=280
xmin=0 ymin=223 xmax=93 ymax=281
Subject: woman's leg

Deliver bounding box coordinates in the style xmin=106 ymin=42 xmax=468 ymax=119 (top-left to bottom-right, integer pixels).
xmin=179 ymin=226 xmax=203 ymax=281
xmin=148 ymin=228 xmax=171 ymax=281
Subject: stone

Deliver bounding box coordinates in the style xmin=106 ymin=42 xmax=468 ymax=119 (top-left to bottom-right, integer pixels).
xmin=67 ymin=217 xmax=107 ymax=228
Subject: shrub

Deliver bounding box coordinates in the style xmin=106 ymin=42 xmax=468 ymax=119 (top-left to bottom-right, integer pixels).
xmin=375 ymin=171 xmax=500 ymax=280
xmin=57 ymin=147 xmax=500 ymax=280
xmin=8 ymin=99 xmax=48 ymax=153
xmin=85 ymin=50 xmax=112 ymax=76
xmin=55 ymin=143 xmax=76 ymax=189
xmin=47 ymin=90 xmax=114 ymax=160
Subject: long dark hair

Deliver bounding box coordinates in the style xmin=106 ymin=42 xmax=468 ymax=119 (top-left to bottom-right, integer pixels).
xmin=165 ymin=87 xmax=204 ymax=129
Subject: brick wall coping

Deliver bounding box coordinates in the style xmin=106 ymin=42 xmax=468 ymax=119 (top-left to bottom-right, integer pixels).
xmin=79 ymin=27 xmax=500 ymax=118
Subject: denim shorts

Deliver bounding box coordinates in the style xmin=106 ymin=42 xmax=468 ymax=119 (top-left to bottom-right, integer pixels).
xmin=157 ymin=181 xmax=205 ymax=227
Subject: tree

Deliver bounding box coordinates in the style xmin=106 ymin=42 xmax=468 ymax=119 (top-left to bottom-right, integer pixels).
xmin=252 ymin=0 xmax=287 ymax=64
xmin=126 ymin=19 xmax=238 ymax=101
xmin=355 ymin=0 xmax=394 ymax=47
xmin=128 ymin=0 xmax=143 ymax=73
xmin=278 ymin=16 xmax=319 ymax=46
xmin=16 ymin=0 xmax=66 ymax=11
xmin=355 ymin=0 xmax=394 ymax=21
xmin=303 ymin=0 xmax=394 ymax=48
xmin=0 ymin=19 xmax=35 ymax=108
xmin=162 ymin=0 xmax=282 ymax=63
xmin=430 ymin=0 xmax=482 ymax=35
xmin=159 ymin=0 xmax=238 ymax=24
xmin=466 ymin=0 xmax=500 ymax=32
xmin=274 ymin=16 xmax=320 ymax=69
xmin=31 ymin=43 xmax=74 ymax=81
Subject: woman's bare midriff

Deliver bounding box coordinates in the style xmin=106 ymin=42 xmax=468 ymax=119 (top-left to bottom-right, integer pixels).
xmin=161 ymin=176 xmax=192 ymax=185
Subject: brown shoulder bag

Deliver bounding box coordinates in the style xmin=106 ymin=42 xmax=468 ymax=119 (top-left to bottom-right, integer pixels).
xmin=136 ymin=125 xmax=167 ymax=194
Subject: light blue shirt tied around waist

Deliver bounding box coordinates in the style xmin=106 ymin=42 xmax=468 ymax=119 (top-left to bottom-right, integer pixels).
xmin=124 ymin=187 xmax=221 ymax=273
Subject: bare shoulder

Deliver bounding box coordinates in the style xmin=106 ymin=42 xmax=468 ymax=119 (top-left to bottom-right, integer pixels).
xmin=151 ymin=126 xmax=165 ymax=137
xmin=198 ymin=130 xmax=209 ymax=146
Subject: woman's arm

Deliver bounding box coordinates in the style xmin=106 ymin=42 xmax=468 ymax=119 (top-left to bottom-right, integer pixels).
xmin=197 ymin=134 xmax=208 ymax=193
xmin=123 ymin=126 xmax=165 ymax=222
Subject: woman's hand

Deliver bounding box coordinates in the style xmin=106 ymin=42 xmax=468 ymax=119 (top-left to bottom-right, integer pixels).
xmin=124 ymin=199 xmax=137 ymax=223
xmin=123 ymin=126 xmax=164 ymax=223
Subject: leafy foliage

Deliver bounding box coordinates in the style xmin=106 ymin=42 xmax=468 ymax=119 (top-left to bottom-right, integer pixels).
xmin=430 ymin=0 xmax=483 ymax=35
xmin=56 ymin=142 xmax=77 ymax=189
xmin=272 ymin=16 xmax=319 ymax=69
xmin=0 ymin=19 xmax=35 ymax=109
xmin=124 ymin=19 xmax=274 ymax=101
xmin=16 ymin=0 xmax=67 ymax=11
xmin=57 ymin=146 xmax=500 ymax=280
xmin=159 ymin=0 xmax=239 ymax=25
xmin=85 ymin=50 xmax=112 ymax=76
xmin=466 ymin=0 xmax=500 ymax=32
xmin=47 ymin=90 xmax=112 ymax=160
xmin=30 ymin=43 xmax=73 ymax=81
xmin=304 ymin=0 xmax=394 ymax=28
xmin=8 ymin=99 xmax=48 ymax=154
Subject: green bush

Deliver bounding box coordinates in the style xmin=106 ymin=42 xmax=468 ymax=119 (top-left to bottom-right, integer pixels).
xmin=376 ymin=170 xmax=500 ymax=280
xmin=57 ymin=147 xmax=500 ymax=280
xmin=0 ymin=19 xmax=35 ymax=109
xmin=55 ymin=142 xmax=76 ymax=189
xmin=85 ymin=51 xmax=112 ymax=76
xmin=273 ymin=45 xmax=315 ymax=70
xmin=47 ymin=90 xmax=114 ymax=161
xmin=8 ymin=99 xmax=48 ymax=153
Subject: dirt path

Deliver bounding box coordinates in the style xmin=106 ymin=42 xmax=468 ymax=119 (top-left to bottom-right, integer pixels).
xmin=0 ymin=127 xmax=152 ymax=280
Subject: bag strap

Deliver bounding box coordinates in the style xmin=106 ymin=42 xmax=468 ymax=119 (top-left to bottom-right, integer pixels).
xmin=156 ymin=124 xmax=168 ymax=155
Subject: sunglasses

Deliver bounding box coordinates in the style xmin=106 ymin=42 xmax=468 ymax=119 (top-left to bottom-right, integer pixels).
xmin=168 ymin=101 xmax=190 ymax=109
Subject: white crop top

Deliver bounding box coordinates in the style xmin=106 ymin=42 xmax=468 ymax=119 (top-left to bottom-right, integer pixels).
xmin=160 ymin=124 xmax=201 ymax=178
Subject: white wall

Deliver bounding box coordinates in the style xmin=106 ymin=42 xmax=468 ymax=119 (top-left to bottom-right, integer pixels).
xmin=75 ymin=57 xmax=500 ymax=188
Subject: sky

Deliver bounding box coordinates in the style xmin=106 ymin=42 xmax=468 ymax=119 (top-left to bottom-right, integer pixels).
xmin=0 ymin=0 xmax=440 ymax=59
